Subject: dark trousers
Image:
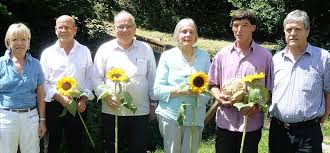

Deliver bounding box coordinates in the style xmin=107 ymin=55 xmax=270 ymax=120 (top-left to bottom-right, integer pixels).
xmin=215 ymin=127 xmax=262 ymax=153
xmin=46 ymin=101 xmax=85 ymax=153
xmin=269 ymin=118 xmax=323 ymax=153
xmin=102 ymin=113 xmax=148 ymax=153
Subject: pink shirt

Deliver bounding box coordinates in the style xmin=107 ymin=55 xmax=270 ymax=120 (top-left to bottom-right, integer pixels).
xmin=208 ymin=41 xmax=273 ymax=132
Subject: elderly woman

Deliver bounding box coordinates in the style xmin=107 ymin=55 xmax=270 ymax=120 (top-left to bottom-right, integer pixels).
xmin=0 ymin=23 xmax=46 ymax=153
xmin=153 ymin=18 xmax=211 ymax=153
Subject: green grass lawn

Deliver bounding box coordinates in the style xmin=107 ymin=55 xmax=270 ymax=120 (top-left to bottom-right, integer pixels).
xmin=153 ymin=119 xmax=330 ymax=153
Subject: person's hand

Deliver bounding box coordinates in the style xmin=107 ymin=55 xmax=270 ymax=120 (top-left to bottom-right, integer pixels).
xmin=77 ymin=97 xmax=87 ymax=113
xmin=38 ymin=121 xmax=47 ymax=139
xmin=240 ymin=104 xmax=260 ymax=116
xmin=217 ymin=93 xmax=232 ymax=107
xmin=59 ymin=95 xmax=71 ymax=108
xmin=105 ymin=95 xmax=120 ymax=109
xmin=149 ymin=104 xmax=157 ymax=122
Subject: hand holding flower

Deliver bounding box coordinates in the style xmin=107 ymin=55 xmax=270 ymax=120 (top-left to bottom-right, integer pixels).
xmin=105 ymin=95 xmax=120 ymax=109
xmin=77 ymin=96 xmax=88 ymax=113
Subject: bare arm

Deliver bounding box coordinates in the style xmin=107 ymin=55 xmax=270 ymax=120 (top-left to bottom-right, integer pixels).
xmin=36 ymin=85 xmax=46 ymax=138
xmin=320 ymin=93 xmax=330 ymax=123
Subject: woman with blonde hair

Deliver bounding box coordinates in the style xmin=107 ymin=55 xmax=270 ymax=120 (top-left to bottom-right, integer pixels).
xmin=0 ymin=23 xmax=46 ymax=153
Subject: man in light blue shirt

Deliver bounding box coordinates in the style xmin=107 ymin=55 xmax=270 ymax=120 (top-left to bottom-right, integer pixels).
xmin=269 ymin=10 xmax=330 ymax=153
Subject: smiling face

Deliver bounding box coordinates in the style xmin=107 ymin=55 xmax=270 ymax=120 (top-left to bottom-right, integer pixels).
xmin=55 ymin=16 xmax=77 ymax=43
xmin=9 ymin=32 xmax=30 ymax=54
xmin=114 ymin=15 xmax=136 ymax=44
xmin=232 ymin=19 xmax=256 ymax=43
xmin=178 ymin=25 xmax=196 ymax=47
xmin=284 ymin=21 xmax=309 ymax=49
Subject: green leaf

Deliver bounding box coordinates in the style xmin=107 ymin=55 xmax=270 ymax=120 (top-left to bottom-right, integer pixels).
xmin=117 ymin=92 xmax=137 ymax=114
xmin=233 ymin=102 xmax=254 ymax=111
xmin=59 ymin=109 xmax=67 ymax=117
xmin=66 ymin=100 xmax=77 ymax=117
xmin=177 ymin=104 xmax=186 ymax=126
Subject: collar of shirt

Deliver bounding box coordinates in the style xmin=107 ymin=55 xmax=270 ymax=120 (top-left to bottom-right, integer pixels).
xmin=282 ymin=43 xmax=312 ymax=58
xmin=54 ymin=39 xmax=80 ymax=55
xmin=231 ymin=40 xmax=256 ymax=53
xmin=4 ymin=49 xmax=33 ymax=64
xmin=111 ymin=39 xmax=139 ymax=52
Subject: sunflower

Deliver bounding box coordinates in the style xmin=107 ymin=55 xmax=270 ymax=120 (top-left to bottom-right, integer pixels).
xmin=189 ymin=72 xmax=209 ymax=94
xmin=106 ymin=68 xmax=129 ymax=83
xmin=56 ymin=76 xmax=78 ymax=96
xmin=242 ymin=72 xmax=265 ymax=83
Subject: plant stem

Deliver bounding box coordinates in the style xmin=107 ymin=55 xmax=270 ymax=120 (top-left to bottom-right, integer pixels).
xmin=190 ymin=96 xmax=197 ymax=153
xmin=115 ymin=115 xmax=118 ymax=153
xmin=78 ymin=112 xmax=95 ymax=148
xmin=240 ymin=116 xmax=248 ymax=153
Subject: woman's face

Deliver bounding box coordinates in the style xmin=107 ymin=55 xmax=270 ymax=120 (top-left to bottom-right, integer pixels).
xmin=9 ymin=32 xmax=29 ymax=54
xmin=178 ymin=25 xmax=196 ymax=47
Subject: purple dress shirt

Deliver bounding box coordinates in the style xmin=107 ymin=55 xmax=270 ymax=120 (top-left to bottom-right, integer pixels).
xmin=208 ymin=41 xmax=273 ymax=132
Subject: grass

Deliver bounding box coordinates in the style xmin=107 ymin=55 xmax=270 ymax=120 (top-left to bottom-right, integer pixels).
xmin=152 ymin=119 xmax=330 ymax=153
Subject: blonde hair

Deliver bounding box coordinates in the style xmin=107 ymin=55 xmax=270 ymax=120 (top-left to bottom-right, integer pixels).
xmin=4 ymin=23 xmax=31 ymax=49
xmin=173 ymin=18 xmax=198 ymax=44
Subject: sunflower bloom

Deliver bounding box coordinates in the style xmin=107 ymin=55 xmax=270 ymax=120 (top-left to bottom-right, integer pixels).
xmin=242 ymin=72 xmax=265 ymax=83
xmin=56 ymin=76 xmax=78 ymax=96
xmin=106 ymin=68 xmax=129 ymax=83
xmin=189 ymin=72 xmax=209 ymax=94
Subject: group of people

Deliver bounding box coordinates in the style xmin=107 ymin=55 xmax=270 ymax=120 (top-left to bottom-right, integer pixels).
xmin=0 ymin=8 xmax=329 ymax=153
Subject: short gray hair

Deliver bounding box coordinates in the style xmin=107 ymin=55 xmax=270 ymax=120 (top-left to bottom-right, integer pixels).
xmin=283 ymin=10 xmax=310 ymax=30
xmin=114 ymin=10 xmax=136 ymax=26
xmin=4 ymin=23 xmax=31 ymax=49
xmin=173 ymin=18 xmax=198 ymax=44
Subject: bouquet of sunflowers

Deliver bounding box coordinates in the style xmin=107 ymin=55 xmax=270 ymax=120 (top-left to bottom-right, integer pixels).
xmin=222 ymin=72 xmax=268 ymax=153
xmin=56 ymin=76 xmax=95 ymax=148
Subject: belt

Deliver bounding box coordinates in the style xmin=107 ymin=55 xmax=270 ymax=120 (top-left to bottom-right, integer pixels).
xmin=1 ymin=106 xmax=37 ymax=113
xmin=272 ymin=117 xmax=320 ymax=130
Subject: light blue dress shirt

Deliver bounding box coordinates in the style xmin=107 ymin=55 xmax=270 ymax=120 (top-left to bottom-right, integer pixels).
xmin=154 ymin=47 xmax=211 ymax=127
xmin=0 ymin=50 xmax=44 ymax=109
xmin=270 ymin=44 xmax=330 ymax=123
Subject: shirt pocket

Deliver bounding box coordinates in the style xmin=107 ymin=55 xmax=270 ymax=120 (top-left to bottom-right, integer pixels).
xmin=302 ymin=72 xmax=322 ymax=91
xmin=135 ymin=59 xmax=147 ymax=76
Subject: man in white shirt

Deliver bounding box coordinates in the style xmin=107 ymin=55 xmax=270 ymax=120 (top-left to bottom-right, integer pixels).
xmin=93 ymin=10 xmax=157 ymax=153
xmin=40 ymin=15 xmax=94 ymax=153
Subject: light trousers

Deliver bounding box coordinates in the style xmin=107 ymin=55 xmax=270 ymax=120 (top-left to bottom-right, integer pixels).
xmin=158 ymin=115 xmax=203 ymax=153
xmin=0 ymin=109 xmax=39 ymax=153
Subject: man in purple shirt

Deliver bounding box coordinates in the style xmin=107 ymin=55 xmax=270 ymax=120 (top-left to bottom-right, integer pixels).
xmin=208 ymin=9 xmax=273 ymax=153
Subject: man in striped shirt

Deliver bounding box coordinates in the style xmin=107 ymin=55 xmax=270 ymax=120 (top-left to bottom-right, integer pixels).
xmin=269 ymin=10 xmax=330 ymax=153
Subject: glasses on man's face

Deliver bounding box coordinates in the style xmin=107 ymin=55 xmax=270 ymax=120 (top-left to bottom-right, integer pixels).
xmin=115 ymin=24 xmax=134 ymax=31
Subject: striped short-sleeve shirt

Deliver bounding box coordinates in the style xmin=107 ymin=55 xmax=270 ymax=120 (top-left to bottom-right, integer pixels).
xmin=270 ymin=44 xmax=330 ymax=123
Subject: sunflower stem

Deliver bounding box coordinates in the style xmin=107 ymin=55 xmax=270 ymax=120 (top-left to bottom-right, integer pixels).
xmin=78 ymin=112 xmax=95 ymax=148
xmin=190 ymin=96 xmax=197 ymax=153
xmin=115 ymin=115 xmax=118 ymax=153
xmin=240 ymin=116 xmax=248 ymax=153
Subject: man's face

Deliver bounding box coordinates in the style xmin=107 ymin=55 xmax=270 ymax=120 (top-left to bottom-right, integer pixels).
xmin=114 ymin=16 xmax=136 ymax=43
xmin=284 ymin=21 xmax=309 ymax=49
xmin=55 ymin=17 xmax=77 ymax=42
xmin=232 ymin=19 xmax=256 ymax=43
